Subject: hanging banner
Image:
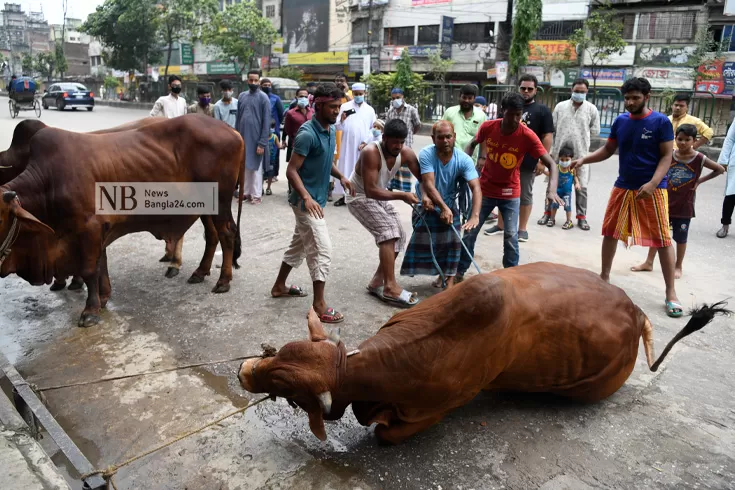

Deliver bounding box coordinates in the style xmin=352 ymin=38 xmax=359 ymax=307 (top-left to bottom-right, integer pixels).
xmin=723 ymin=62 xmax=735 ymax=95
xmin=696 ymin=59 xmax=725 ymax=94
xmin=440 ymin=15 xmax=454 ymax=59
xmin=528 ymin=41 xmax=577 ymax=62
xmin=495 ymin=61 xmax=508 ymax=84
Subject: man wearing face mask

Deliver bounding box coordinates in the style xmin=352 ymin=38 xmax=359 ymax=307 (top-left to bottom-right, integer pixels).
xmin=261 ymin=78 xmax=285 ymax=187
xmin=214 ymin=79 xmax=238 ymax=128
xmin=150 ymin=74 xmax=187 ymax=118
xmin=550 ymin=78 xmax=600 ymax=231
xmin=333 ymin=82 xmax=376 ymax=206
xmin=283 ymin=87 xmax=314 ymax=163
xmin=385 ymin=87 xmax=422 ymax=193
xmin=188 ymin=85 xmax=214 ymax=116
xmin=236 ymin=69 xmax=272 ymax=205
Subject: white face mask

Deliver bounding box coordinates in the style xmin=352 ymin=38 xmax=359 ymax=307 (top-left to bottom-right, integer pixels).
xmin=392 ymin=98 xmax=403 ymax=108
xmin=571 ymin=92 xmax=586 ymax=103
xmin=223 ymin=91 xmax=232 ymax=100
xmin=559 ymin=159 xmax=572 ymax=168
xmin=372 ymin=128 xmax=382 ymax=138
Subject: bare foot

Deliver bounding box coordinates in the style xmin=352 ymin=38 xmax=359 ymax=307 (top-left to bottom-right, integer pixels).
xmin=600 ymin=273 xmax=610 ymax=283
xmin=630 ymin=262 xmax=654 ymax=272
xmin=674 ymin=267 xmax=683 ymax=279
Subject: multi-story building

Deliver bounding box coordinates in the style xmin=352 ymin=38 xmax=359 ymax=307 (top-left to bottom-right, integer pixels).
xmin=50 ymin=18 xmax=91 ymax=77
xmin=0 ymin=3 xmax=51 ymax=76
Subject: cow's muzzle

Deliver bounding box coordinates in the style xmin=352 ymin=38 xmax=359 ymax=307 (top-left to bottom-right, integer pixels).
xmin=238 ymin=358 xmax=258 ymax=392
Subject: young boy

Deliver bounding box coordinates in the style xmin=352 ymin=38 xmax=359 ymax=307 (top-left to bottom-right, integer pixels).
xmin=631 ymin=123 xmax=724 ymax=278
xmin=265 ymin=121 xmax=281 ymax=197
xmin=368 ymin=119 xmax=384 ymax=144
xmin=538 ymin=144 xmax=580 ymax=229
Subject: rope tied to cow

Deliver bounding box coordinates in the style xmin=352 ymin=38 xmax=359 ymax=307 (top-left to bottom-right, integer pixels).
xmin=80 ymin=394 xmax=270 ymax=489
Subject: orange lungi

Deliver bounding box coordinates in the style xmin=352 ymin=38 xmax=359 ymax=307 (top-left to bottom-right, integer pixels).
xmin=602 ymin=186 xmax=671 ymax=248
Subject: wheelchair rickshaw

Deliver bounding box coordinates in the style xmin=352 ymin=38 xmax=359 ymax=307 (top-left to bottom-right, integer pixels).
xmin=8 ymin=76 xmax=42 ymax=119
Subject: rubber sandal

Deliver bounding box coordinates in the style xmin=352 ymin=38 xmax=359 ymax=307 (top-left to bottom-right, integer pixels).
xmin=265 ymin=188 xmax=272 ymax=196
xmin=273 ymin=285 xmax=308 ymax=298
xmin=562 ymin=220 xmax=574 ymax=230
xmin=334 ymin=197 xmax=346 ymax=207
xmin=578 ymin=219 xmax=590 ymax=231
xmin=546 ymin=219 xmax=556 ymax=227
xmin=665 ymin=300 xmax=684 ymax=318
xmin=366 ymin=285 xmax=384 ymax=298
xmin=381 ymin=289 xmax=419 ymax=308
xmin=716 ymin=226 xmax=728 ymax=238
xmin=537 ymin=215 xmax=550 ymax=226
xmin=320 ymin=307 xmax=344 ymax=324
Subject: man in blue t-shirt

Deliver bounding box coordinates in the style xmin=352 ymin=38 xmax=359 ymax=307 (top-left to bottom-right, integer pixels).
xmin=270 ymin=83 xmax=354 ymax=324
xmin=400 ymin=120 xmax=482 ymax=289
xmin=572 ymin=77 xmax=682 ymax=318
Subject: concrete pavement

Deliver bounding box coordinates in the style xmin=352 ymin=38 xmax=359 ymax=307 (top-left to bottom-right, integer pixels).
xmin=0 ymin=106 xmax=733 ymax=489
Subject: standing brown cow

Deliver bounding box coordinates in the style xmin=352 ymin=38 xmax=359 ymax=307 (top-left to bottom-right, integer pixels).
xmin=238 ymin=263 xmax=729 ymax=444
xmin=0 ymin=115 xmax=244 ymax=327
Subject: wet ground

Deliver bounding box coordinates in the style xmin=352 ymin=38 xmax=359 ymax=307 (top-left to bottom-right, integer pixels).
xmin=1 ymin=105 xmax=734 ymax=489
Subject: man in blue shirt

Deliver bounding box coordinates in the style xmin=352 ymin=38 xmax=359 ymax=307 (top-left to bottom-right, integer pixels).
xmin=214 ymin=79 xmax=238 ymax=128
xmin=400 ymin=120 xmax=482 ymax=289
xmin=572 ymin=77 xmax=682 ymax=318
xmin=270 ymin=83 xmax=354 ymax=324
xmin=261 ymin=78 xmax=285 ymax=186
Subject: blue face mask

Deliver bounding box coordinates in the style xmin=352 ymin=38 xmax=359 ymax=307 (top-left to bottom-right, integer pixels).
xmin=371 ymin=128 xmax=381 ymax=138
xmin=354 ymin=95 xmax=365 ymax=104
xmin=297 ymin=97 xmax=309 ymax=108
xmin=571 ymin=92 xmax=586 ymax=103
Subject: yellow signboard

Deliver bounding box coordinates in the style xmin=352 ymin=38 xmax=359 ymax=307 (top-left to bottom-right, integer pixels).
xmin=287 ymin=52 xmax=349 ymax=66
xmin=528 ymin=41 xmax=577 ymax=62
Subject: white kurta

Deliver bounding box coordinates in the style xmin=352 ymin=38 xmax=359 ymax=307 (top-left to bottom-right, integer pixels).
xmin=717 ymin=121 xmax=735 ymax=196
xmin=334 ymin=100 xmax=376 ymax=196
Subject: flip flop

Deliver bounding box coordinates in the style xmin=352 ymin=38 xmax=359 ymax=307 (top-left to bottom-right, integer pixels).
xmin=265 ymin=188 xmax=272 ymax=196
xmin=366 ymin=285 xmax=384 ymax=298
xmin=273 ymin=285 xmax=308 ymax=298
xmin=665 ymin=300 xmax=684 ymax=318
xmin=381 ymin=289 xmax=419 ymax=308
xmin=537 ymin=215 xmax=550 ymax=226
xmin=546 ymin=219 xmax=556 ymax=227
xmin=320 ymin=307 xmax=344 ymax=324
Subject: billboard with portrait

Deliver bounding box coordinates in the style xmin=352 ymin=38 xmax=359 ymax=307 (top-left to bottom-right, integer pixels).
xmin=282 ymin=0 xmax=329 ymax=54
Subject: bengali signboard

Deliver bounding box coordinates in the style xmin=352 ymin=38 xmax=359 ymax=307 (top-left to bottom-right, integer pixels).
xmin=723 ymin=62 xmax=735 ymax=95
xmin=180 ymin=43 xmax=194 ymax=65
xmin=579 ymin=68 xmax=627 ymax=87
xmin=286 ymin=52 xmax=349 ymax=65
xmin=407 ymin=45 xmax=441 ymax=57
xmin=412 ymin=0 xmax=451 ymax=5
xmin=696 ymin=59 xmax=725 ymax=94
xmin=495 ymin=61 xmax=508 ymax=84
xmin=634 ymin=67 xmax=694 ymax=90
xmin=440 ymin=16 xmax=454 ymax=59
xmin=206 ymin=62 xmax=239 ymax=75
xmin=528 ymin=41 xmax=577 ymax=62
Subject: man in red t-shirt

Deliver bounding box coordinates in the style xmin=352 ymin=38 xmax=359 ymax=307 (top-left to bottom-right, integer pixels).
xmin=459 ymin=93 xmax=563 ymax=273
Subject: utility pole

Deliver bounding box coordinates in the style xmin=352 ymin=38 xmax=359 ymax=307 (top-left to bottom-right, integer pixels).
xmin=366 ymin=0 xmax=373 ymax=71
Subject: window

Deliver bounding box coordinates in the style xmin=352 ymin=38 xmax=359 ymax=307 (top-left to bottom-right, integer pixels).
xmin=720 ymin=25 xmax=735 ymax=52
xmin=384 ymin=26 xmax=414 ymax=46
xmin=417 ymin=24 xmax=440 ymax=45
xmin=621 ymin=14 xmax=636 ymax=40
xmin=534 ymin=20 xmax=583 ymax=41
xmin=265 ymin=5 xmax=275 ymax=18
xmin=352 ymin=18 xmax=369 ymax=44
xmin=637 ymin=12 xmax=696 ymax=41
xmin=453 ymin=22 xmax=492 ymax=44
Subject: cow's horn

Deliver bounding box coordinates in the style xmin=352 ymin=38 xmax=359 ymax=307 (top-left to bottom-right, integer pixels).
xmin=2 ymin=191 xmax=17 ymax=203
xmin=327 ymin=327 xmax=340 ymax=345
xmin=317 ymin=391 xmax=332 ymax=415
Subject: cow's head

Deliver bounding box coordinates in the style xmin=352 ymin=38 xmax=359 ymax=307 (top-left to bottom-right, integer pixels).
xmin=238 ymin=308 xmax=346 ymax=441
xmin=0 ymin=190 xmax=55 ymax=277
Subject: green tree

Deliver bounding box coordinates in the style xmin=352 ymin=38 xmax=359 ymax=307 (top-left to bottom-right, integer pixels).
xmin=363 ymin=58 xmax=429 ymax=116
xmin=394 ymin=48 xmax=414 ymax=91
xmin=569 ymin=7 xmax=626 ymax=94
xmin=35 ymin=52 xmax=56 ymax=81
xmin=428 ymin=51 xmax=455 ymax=83
xmin=156 ymin=0 xmax=218 ymax=79
xmin=81 ymin=0 xmax=161 ymax=73
xmin=266 ymin=66 xmax=304 ymax=84
xmin=21 ymin=53 xmax=34 ymax=74
xmin=200 ymin=2 xmax=277 ymax=75
xmin=509 ymin=0 xmax=542 ymax=77
xmin=54 ymin=42 xmax=68 ymax=78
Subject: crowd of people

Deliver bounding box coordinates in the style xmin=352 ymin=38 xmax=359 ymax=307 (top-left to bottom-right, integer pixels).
xmin=147 ymin=71 xmax=732 ymax=323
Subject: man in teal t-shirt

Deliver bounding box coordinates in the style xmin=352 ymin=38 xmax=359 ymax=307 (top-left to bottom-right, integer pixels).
xmin=271 ymin=83 xmax=353 ymax=324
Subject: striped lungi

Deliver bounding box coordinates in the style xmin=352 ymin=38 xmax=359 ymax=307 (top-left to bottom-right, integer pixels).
xmin=388 ymin=163 xmax=414 ymax=192
xmin=347 ymin=197 xmax=406 ymax=252
xmin=400 ymin=206 xmax=461 ymax=277
xmin=602 ymin=186 xmax=671 ymax=248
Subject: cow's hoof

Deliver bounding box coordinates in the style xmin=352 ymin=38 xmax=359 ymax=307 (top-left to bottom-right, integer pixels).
xmin=212 ymin=283 xmax=230 ymax=294
xmin=159 ymin=254 xmax=172 ymax=262
xmin=187 ymin=274 xmax=205 ymax=284
xmin=78 ymin=313 xmax=101 ymax=328
xmin=50 ymin=280 xmax=66 ymax=291
xmin=164 ymin=267 xmax=180 ymax=278
xmin=68 ymin=277 xmax=84 ymax=290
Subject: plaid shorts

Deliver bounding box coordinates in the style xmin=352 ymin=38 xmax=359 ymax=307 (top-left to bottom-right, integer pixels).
xmin=347 ymin=197 xmax=406 ymax=252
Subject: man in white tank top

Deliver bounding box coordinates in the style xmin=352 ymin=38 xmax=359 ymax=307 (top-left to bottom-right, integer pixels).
xmin=346 ymin=119 xmax=422 ymax=307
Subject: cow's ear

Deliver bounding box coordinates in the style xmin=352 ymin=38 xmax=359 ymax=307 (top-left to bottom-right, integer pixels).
xmin=307 ymin=409 xmax=327 ymax=441
xmin=307 ymin=307 xmax=327 ymax=342
xmin=13 ymin=206 xmax=54 ymax=236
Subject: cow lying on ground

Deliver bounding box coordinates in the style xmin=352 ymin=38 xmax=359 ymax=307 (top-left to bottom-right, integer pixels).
xmin=0 ymin=115 xmax=244 ymax=327
xmin=238 ymin=263 xmax=730 ymax=444
xmin=0 ymin=118 xmax=220 ymax=291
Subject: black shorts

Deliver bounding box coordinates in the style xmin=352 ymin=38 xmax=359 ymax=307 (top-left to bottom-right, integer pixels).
xmin=670 ymin=217 xmax=691 ymax=244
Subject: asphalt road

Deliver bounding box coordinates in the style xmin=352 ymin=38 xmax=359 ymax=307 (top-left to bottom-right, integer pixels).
xmin=1 ymin=103 xmax=734 ymax=489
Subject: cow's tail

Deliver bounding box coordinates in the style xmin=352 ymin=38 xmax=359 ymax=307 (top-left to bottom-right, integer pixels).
xmin=233 ymin=152 xmax=245 ymax=270
xmin=641 ymin=301 xmax=731 ymax=372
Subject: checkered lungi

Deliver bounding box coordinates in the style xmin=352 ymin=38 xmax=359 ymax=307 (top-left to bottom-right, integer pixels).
xmin=602 ymin=186 xmax=671 ymax=248
xmin=400 ymin=205 xmax=461 ymax=277
xmin=347 ymin=197 xmax=406 ymax=252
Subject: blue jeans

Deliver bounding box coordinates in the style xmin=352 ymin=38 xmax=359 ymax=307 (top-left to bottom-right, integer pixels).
xmin=458 ymin=196 xmax=520 ymax=273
